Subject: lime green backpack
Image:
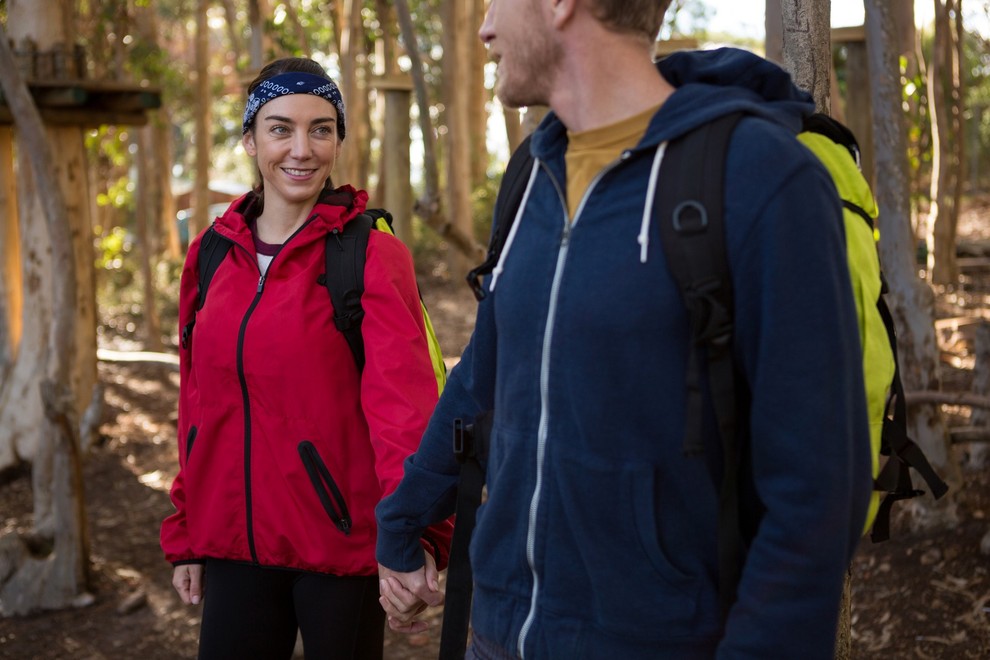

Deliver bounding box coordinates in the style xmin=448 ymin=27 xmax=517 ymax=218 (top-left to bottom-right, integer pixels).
xmin=798 ymin=116 xmax=947 ymax=540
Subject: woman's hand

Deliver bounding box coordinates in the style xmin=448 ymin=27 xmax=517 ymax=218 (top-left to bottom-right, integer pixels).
xmin=378 ymin=552 xmax=444 ymax=633
xmin=172 ymin=564 xmax=205 ymax=605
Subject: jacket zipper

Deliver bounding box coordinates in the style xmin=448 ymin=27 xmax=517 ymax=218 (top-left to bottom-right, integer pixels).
xmin=230 ymin=214 xmax=318 ymax=564
xmin=516 ymin=159 xmax=625 ymax=658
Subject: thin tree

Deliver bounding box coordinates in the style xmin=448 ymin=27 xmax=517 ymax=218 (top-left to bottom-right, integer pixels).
xmin=394 ymin=0 xmax=484 ymax=260
xmin=928 ymin=0 xmax=965 ymax=284
xmin=865 ymin=0 xmax=960 ymax=530
xmin=192 ymin=0 xmax=212 ymax=239
xmin=772 ymin=0 xmax=832 ymax=113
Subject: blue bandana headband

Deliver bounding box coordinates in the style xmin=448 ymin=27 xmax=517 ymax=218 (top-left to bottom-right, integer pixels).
xmin=242 ymin=72 xmax=346 ymax=139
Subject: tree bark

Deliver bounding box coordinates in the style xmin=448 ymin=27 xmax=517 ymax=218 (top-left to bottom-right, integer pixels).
xmin=192 ymin=0 xmax=212 ymax=240
xmin=0 ymin=20 xmax=91 ymax=615
xmin=1 ymin=0 xmax=99 ymax=477
xmin=778 ymin=0 xmax=832 ymax=113
xmin=764 ymin=0 xmax=784 ymax=65
xmin=469 ymin=0 xmax=490 ymax=188
xmin=965 ymin=322 xmax=990 ymax=468
xmin=443 ymin=0 xmax=475 ymax=278
xmin=865 ymin=0 xmax=960 ymax=531
xmin=927 ymin=0 xmax=963 ymax=285
xmin=338 ymin=0 xmax=370 ymax=189
xmin=0 ymin=128 xmax=20 ymax=377
xmin=135 ymin=129 xmax=163 ymax=352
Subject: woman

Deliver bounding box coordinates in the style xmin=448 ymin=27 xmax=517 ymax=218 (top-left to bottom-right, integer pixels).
xmin=160 ymin=57 xmax=451 ymax=660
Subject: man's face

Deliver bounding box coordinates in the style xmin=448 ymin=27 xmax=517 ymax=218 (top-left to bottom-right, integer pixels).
xmin=479 ymin=0 xmax=563 ymax=109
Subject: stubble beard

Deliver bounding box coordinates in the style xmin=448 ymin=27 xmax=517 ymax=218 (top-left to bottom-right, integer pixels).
xmin=495 ymin=34 xmax=562 ymax=110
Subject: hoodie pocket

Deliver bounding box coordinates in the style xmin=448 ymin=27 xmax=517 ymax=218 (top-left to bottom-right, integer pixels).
xmin=185 ymin=426 xmax=198 ymax=461
xmin=297 ymin=441 xmax=352 ymax=535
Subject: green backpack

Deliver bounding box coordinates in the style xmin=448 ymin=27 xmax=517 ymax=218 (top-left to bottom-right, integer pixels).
xmin=185 ymin=207 xmax=447 ymax=395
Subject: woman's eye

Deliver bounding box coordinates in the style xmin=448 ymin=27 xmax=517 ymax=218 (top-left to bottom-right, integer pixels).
xmin=271 ymin=125 xmax=289 ymax=135
xmin=314 ymin=125 xmax=333 ymax=137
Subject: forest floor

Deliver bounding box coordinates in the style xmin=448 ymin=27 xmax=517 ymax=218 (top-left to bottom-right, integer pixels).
xmin=2 ymin=203 xmax=990 ymax=659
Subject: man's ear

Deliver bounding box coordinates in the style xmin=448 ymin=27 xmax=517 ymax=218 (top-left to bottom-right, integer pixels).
xmin=243 ymin=132 xmax=257 ymax=157
xmin=549 ymin=0 xmax=577 ymax=29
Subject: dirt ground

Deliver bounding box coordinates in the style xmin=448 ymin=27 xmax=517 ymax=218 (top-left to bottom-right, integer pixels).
xmin=2 ymin=206 xmax=990 ymax=658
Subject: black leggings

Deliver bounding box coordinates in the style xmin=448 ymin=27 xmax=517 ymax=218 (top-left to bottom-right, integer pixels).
xmin=197 ymin=559 xmax=384 ymax=660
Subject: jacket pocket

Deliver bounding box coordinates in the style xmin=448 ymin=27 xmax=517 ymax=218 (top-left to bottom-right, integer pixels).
xmin=185 ymin=426 xmax=198 ymax=461
xmin=297 ymin=441 xmax=352 ymax=535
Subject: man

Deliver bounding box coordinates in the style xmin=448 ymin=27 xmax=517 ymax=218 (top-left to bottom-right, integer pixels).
xmin=376 ymin=0 xmax=872 ymax=657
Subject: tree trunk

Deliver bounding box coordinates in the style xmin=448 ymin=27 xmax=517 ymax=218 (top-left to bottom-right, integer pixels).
xmin=155 ymin=112 xmax=181 ymax=258
xmin=778 ymin=0 xmax=832 ymax=113
xmin=966 ymin=322 xmax=990 ymax=469
xmin=281 ymin=0 xmax=312 ymax=58
xmin=1 ymin=0 xmax=99 ymax=476
xmin=135 ymin=129 xmax=163 ymax=352
xmin=248 ymin=0 xmax=274 ymax=70
xmin=0 ymin=128 xmax=20 ymax=378
xmin=864 ymin=0 xmax=960 ymax=532
xmin=131 ymin=4 xmax=181 ymax=259
xmin=443 ymin=0 xmax=475 ymax=278
xmin=469 ymin=0 xmax=490 ymax=188
xmin=393 ymin=0 xmax=484 ymax=260
xmin=338 ymin=0 xmax=370 ymax=189
xmin=764 ymin=0 xmax=784 ymax=65
xmin=192 ymin=0 xmax=212 ymax=240
xmin=927 ymin=0 xmax=963 ymax=285
xmin=0 ymin=20 xmax=91 ymax=615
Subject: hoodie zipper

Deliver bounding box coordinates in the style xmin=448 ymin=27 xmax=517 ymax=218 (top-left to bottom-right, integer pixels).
xmin=229 ymin=214 xmax=318 ymax=564
xmin=516 ymin=157 xmax=627 ymax=659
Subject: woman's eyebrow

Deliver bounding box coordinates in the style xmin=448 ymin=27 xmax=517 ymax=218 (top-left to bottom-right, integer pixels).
xmin=262 ymin=114 xmax=336 ymax=126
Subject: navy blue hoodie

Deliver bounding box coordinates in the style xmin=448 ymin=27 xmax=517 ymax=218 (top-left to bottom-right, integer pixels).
xmin=377 ymin=48 xmax=872 ymax=659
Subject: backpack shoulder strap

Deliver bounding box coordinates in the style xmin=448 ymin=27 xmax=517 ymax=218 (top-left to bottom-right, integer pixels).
xmin=323 ymin=213 xmax=375 ymax=371
xmin=197 ymin=226 xmax=234 ymax=310
xmin=870 ymin=296 xmax=950 ymax=542
xmin=181 ymin=226 xmax=233 ymax=349
xmin=655 ymin=111 xmax=744 ymax=616
xmin=466 ymin=134 xmax=535 ymax=300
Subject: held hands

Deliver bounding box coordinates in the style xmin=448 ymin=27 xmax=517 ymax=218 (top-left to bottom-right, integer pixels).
xmin=172 ymin=564 xmax=205 ymax=605
xmin=378 ymin=551 xmax=444 ymax=633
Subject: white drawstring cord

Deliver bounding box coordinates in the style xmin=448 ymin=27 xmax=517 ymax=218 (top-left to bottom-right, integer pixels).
xmin=490 ymin=158 xmax=541 ymax=292
xmin=638 ymin=141 xmax=668 ymax=263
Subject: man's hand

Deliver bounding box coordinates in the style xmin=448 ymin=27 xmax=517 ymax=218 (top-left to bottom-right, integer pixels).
xmin=378 ymin=551 xmax=444 ymax=633
xmin=172 ymin=564 xmax=205 ymax=605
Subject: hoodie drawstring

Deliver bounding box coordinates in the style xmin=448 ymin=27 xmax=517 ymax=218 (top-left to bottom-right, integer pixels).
xmin=490 ymin=158 xmax=541 ymax=293
xmin=639 ymin=141 xmax=668 ymax=263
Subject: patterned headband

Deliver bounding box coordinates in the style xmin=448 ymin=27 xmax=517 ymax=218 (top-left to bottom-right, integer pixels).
xmin=242 ymin=71 xmax=346 ymax=139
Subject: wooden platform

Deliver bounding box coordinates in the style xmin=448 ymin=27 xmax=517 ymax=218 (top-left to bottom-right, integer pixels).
xmin=0 ymin=79 xmax=162 ymax=127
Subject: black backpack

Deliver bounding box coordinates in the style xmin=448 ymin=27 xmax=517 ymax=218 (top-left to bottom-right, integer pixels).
xmin=181 ymin=208 xmax=447 ymax=391
xmin=441 ymin=114 xmax=947 ymax=659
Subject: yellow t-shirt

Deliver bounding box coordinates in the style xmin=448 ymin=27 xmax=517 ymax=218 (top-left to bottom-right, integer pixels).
xmin=565 ymin=104 xmax=661 ymax=220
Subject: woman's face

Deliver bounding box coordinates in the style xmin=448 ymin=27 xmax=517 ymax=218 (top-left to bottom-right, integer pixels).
xmin=242 ymin=92 xmax=342 ymax=209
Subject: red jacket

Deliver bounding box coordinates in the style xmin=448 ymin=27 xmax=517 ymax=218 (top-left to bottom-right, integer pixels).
xmin=161 ymin=187 xmax=451 ymax=575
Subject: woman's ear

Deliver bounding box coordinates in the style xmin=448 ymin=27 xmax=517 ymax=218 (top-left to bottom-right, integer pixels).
xmin=243 ymin=131 xmax=257 ymax=157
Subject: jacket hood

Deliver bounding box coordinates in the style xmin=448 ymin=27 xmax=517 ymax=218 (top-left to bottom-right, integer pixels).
xmin=212 ymin=185 xmax=368 ymax=250
xmin=529 ymin=47 xmax=814 ymax=158
xmin=493 ymin=48 xmax=818 ymax=290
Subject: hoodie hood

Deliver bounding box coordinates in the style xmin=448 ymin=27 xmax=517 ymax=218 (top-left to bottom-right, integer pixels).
xmin=493 ymin=47 xmax=819 ymax=289
xmin=211 ymin=184 xmax=368 ymax=252
xmin=529 ymin=47 xmax=814 ymax=160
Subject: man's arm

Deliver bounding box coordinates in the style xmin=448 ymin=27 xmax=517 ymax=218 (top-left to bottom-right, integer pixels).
xmin=718 ymin=148 xmax=873 ymax=657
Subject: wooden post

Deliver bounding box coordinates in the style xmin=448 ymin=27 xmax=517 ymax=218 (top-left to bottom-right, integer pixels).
xmin=834 ymin=26 xmax=875 ymax=188
xmin=372 ymin=74 xmax=414 ymax=246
